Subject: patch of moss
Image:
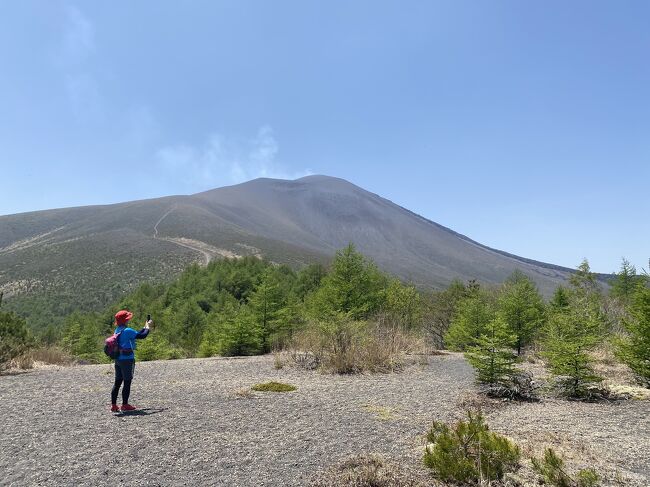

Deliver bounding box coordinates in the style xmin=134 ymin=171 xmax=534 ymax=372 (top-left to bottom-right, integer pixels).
xmin=251 ymin=381 xmax=297 ymax=392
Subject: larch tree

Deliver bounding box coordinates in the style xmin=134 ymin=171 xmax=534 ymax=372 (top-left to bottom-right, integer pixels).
xmin=498 ymin=270 xmax=546 ymax=355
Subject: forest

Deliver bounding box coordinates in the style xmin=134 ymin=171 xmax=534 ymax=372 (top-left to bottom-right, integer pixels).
xmin=2 ymin=245 xmax=649 ymax=396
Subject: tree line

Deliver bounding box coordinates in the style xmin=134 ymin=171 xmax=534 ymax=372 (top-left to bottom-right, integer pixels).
xmin=1 ymin=247 xmax=648 ymax=391
xmin=452 ymin=259 xmax=650 ymax=396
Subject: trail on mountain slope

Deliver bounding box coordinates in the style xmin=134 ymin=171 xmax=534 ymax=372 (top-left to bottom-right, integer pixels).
xmin=153 ymin=206 xmax=177 ymax=239
xmin=152 ymin=206 xmax=228 ymax=266
xmin=0 ymin=226 xmax=67 ymax=254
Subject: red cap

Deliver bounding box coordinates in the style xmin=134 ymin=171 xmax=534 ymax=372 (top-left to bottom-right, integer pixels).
xmin=115 ymin=310 xmax=134 ymax=325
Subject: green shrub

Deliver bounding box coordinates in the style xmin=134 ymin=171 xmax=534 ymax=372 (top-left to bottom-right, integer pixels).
xmin=423 ymin=411 xmax=520 ymax=483
xmin=61 ymin=312 xmax=106 ymax=363
xmin=0 ymin=311 xmax=34 ymax=371
xmin=136 ymin=332 xmax=173 ymax=361
xmin=251 ymin=381 xmax=297 ymax=392
xmin=531 ymin=448 xmax=599 ymax=487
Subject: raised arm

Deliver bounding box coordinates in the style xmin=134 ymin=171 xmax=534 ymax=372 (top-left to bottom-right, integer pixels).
xmin=135 ymin=320 xmax=152 ymax=339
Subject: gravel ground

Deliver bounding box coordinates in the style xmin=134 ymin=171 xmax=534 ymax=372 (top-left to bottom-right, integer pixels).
xmin=1 ymin=354 xmax=648 ymax=486
xmin=485 ymin=394 xmax=650 ymax=486
xmin=0 ymin=355 xmax=471 ymax=487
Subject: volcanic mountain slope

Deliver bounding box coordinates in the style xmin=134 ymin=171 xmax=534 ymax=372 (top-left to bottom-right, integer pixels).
xmin=1 ymin=175 xmax=579 ymax=326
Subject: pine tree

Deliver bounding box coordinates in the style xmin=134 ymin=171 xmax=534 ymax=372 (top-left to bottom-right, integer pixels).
xmin=498 ymin=271 xmax=545 ymax=355
xmin=0 ymin=311 xmax=33 ymax=370
xmin=171 ymin=302 xmax=207 ymax=354
xmin=566 ymin=259 xmax=607 ymax=335
xmin=137 ymin=331 xmax=174 ymax=361
xmin=610 ymin=258 xmax=641 ymax=303
xmin=569 ymin=259 xmax=601 ymax=296
xmin=217 ymin=305 xmax=262 ymax=356
xmin=549 ymin=286 xmax=571 ymax=313
xmin=294 ymin=264 xmax=326 ymax=301
xmin=62 ymin=312 xmax=104 ymax=362
xmin=424 ymin=279 xmax=468 ymax=348
xmin=542 ymin=298 xmax=602 ymax=397
xmin=445 ymin=288 xmax=496 ymax=351
xmin=615 ymin=285 xmax=650 ymax=387
xmin=382 ymin=279 xmax=422 ymax=328
xmin=465 ymin=316 xmax=517 ymax=385
xmin=309 ymin=243 xmax=386 ymax=320
xmin=274 ymin=293 xmax=306 ymax=347
xmin=249 ymin=268 xmax=285 ymax=352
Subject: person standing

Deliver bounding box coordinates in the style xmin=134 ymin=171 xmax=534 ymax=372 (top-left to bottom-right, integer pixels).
xmin=110 ymin=310 xmax=151 ymax=412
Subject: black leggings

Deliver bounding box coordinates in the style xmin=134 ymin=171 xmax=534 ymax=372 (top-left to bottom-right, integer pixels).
xmin=111 ymin=360 xmax=135 ymax=405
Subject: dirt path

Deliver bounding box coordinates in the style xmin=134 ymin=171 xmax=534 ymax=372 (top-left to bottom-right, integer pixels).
xmin=0 ymin=355 xmax=647 ymax=486
xmin=152 ymin=206 xmax=212 ymax=266
xmin=153 ymin=206 xmax=177 ymax=239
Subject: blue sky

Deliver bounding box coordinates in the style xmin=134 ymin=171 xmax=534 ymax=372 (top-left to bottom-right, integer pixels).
xmin=1 ymin=1 xmax=648 ymax=273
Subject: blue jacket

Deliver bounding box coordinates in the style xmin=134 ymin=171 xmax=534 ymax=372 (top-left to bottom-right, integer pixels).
xmin=115 ymin=325 xmax=149 ymax=361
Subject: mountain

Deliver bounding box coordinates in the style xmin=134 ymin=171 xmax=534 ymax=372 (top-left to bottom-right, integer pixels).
xmin=0 ymin=175 xmax=583 ymax=327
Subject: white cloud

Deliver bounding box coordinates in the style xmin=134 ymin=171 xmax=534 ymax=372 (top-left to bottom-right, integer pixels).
xmin=61 ymin=5 xmax=95 ymax=66
xmin=156 ymin=126 xmax=311 ymax=190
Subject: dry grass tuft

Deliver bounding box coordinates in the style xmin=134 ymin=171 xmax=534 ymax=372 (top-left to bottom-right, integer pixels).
xmin=288 ymin=319 xmax=427 ymax=374
xmin=590 ymin=343 xmax=638 ymax=388
xmin=7 ymin=346 xmax=76 ymax=371
xmin=361 ymin=404 xmax=399 ymax=421
xmin=272 ymin=352 xmax=288 ymax=370
xmin=234 ymin=388 xmax=254 ymax=399
xmin=310 ymin=454 xmax=429 ymax=487
xmin=454 ymin=390 xmax=503 ymax=417
xmin=30 ymin=346 xmax=75 ymax=366
xmin=11 ymin=353 xmax=34 ymax=370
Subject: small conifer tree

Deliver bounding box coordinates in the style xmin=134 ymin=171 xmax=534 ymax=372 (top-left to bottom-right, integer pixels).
xmin=531 ymin=448 xmax=599 ymax=487
xmin=445 ymin=288 xmax=496 ymax=351
xmin=542 ymin=299 xmax=602 ymax=397
xmin=249 ymin=268 xmax=285 ymax=352
xmin=610 ymin=258 xmax=641 ymax=303
xmin=549 ymin=286 xmax=571 ymax=313
xmin=465 ymin=316 xmax=517 ymax=386
xmin=615 ymin=285 xmax=650 ymax=387
xmin=424 ymin=411 xmax=520 ymax=483
xmin=499 ymin=270 xmax=546 ymax=355
xmin=308 ymin=243 xmax=386 ymax=321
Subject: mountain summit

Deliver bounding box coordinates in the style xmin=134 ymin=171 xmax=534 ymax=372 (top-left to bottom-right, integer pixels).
xmin=0 ymin=175 xmax=573 ymax=325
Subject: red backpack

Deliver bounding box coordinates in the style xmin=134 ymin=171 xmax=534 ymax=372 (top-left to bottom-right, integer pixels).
xmin=104 ymin=330 xmax=123 ymax=359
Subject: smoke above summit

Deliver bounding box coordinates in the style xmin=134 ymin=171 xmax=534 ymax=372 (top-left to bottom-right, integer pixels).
xmin=156 ymin=126 xmax=312 ymax=192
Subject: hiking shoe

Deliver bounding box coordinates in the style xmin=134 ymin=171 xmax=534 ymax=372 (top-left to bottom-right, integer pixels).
xmin=121 ymin=404 xmax=137 ymax=411
xmin=110 ymin=404 xmax=120 ymax=413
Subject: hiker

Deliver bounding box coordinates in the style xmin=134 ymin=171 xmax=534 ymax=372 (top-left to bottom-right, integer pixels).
xmin=110 ymin=310 xmax=151 ymax=412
